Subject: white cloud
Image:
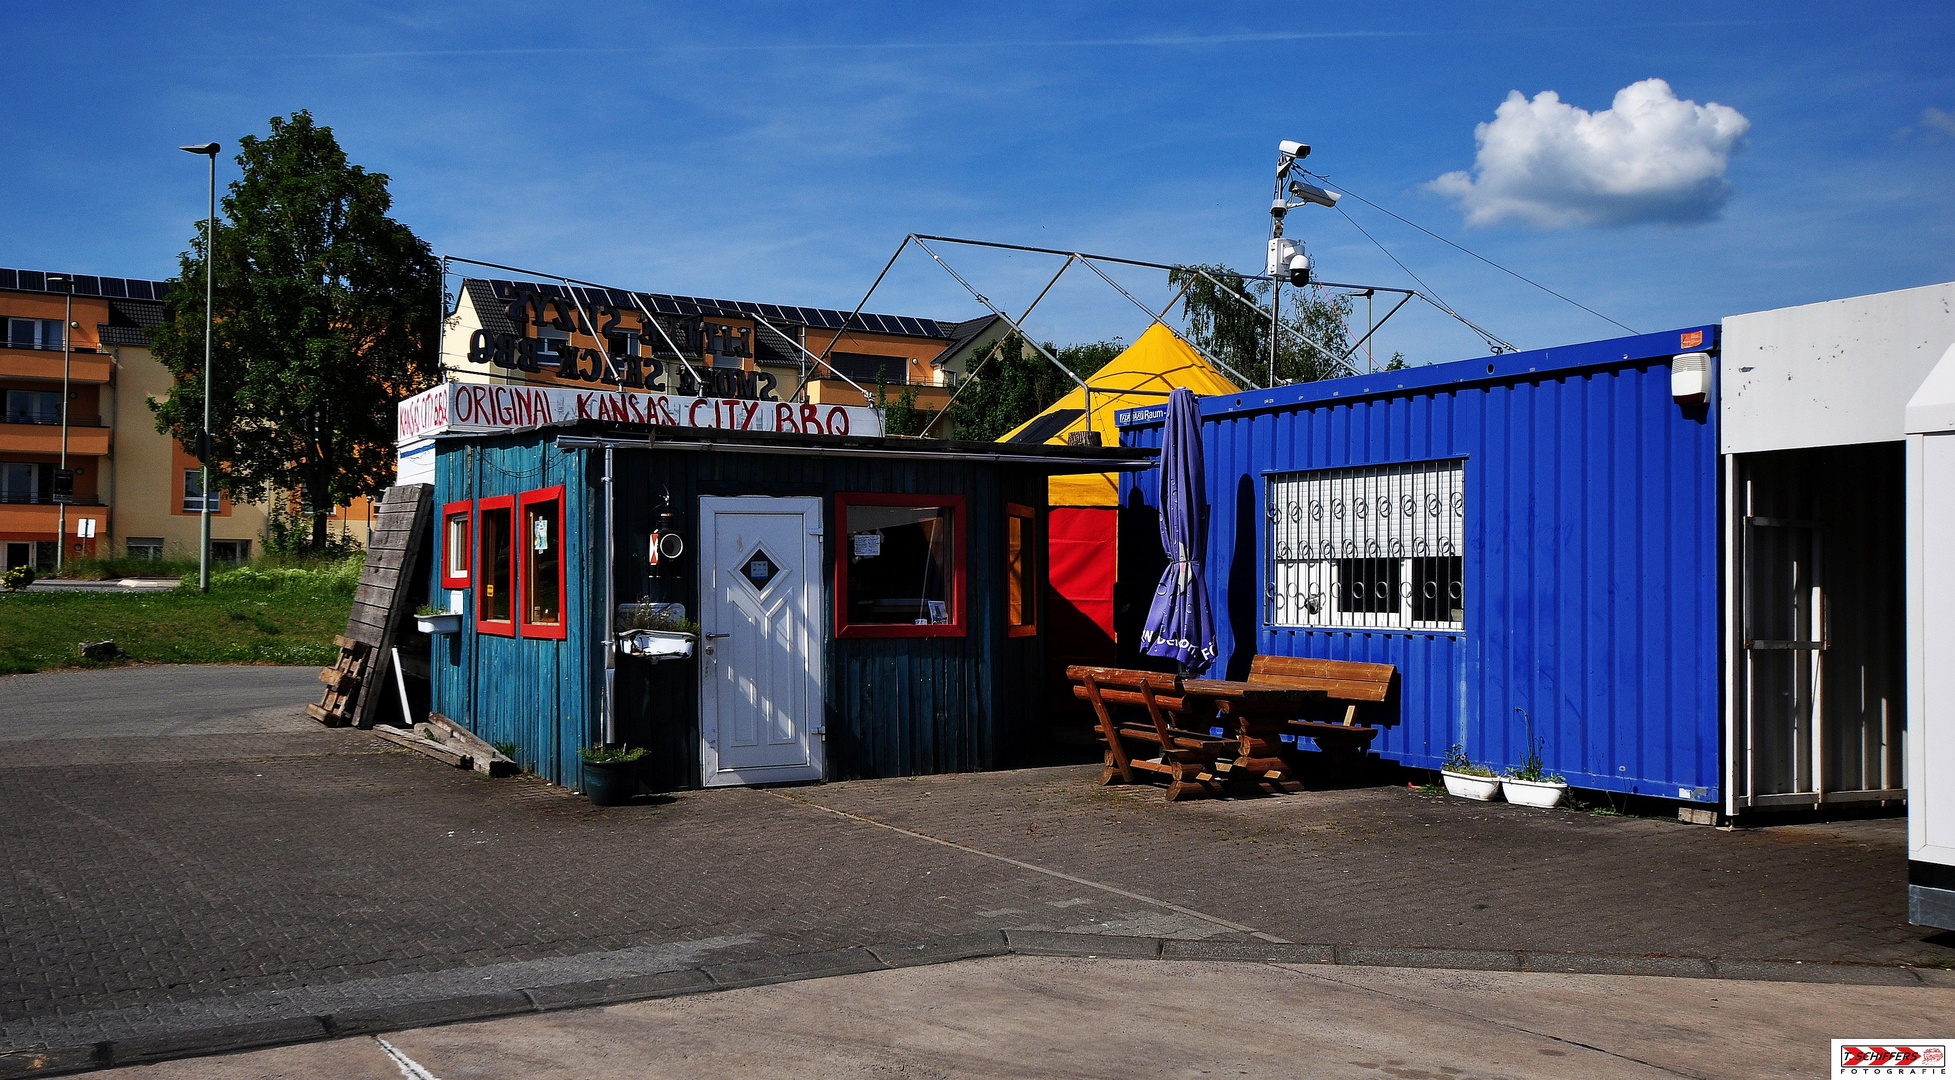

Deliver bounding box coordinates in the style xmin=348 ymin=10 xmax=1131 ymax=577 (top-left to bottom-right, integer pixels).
xmin=1923 ymin=107 xmax=1955 ymax=138
xmin=1430 ymin=78 xmax=1749 ymax=229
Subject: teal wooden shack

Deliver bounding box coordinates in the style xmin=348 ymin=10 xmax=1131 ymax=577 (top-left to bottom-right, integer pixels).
xmin=421 ymin=415 xmax=1149 ymax=792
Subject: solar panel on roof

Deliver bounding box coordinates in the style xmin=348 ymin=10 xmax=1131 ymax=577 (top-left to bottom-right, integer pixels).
xmin=75 ymin=276 xmax=100 ymax=296
xmin=101 ymin=277 xmax=126 ymax=298
xmin=20 ymin=271 xmax=45 ymax=292
xmin=127 ymin=280 xmax=153 ymax=300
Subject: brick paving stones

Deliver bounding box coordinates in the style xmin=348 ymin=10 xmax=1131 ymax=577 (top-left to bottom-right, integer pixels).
xmin=1 ymin=665 xmax=1948 ymax=1064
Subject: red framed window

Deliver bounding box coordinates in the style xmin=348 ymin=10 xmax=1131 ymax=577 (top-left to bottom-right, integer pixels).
xmin=476 ymin=494 xmax=516 ymax=636
xmin=1005 ymin=502 xmax=1038 ymax=638
xmin=835 ymin=493 xmax=966 ymax=639
xmin=519 ymin=486 xmax=567 ymax=640
xmin=440 ymin=500 xmax=472 ymax=589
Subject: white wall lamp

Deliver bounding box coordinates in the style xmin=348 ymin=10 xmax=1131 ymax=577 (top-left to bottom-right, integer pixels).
xmin=1671 ymin=351 xmax=1711 ymax=405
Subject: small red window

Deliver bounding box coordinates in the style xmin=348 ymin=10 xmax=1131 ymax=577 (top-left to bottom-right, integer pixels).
xmin=1006 ymin=502 xmax=1038 ymax=638
xmin=476 ymin=495 xmax=516 ymax=637
xmin=440 ymin=500 xmax=472 ymax=589
xmin=835 ymin=493 xmax=966 ymax=639
xmin=519 ymin=486 xmax=567 ymax=640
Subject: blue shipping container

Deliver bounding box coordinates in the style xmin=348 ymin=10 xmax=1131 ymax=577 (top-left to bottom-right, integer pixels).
xmin=1118 ymin=327 xmax=1722 ymax=801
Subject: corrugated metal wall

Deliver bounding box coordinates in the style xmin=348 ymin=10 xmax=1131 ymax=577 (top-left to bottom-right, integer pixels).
xmin=429 ymin=437 xmax=598 ymax=788
xmin=1120 ymin=329 xmax=1723 ymax=800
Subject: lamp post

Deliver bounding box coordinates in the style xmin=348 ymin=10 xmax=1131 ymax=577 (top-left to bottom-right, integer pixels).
xmin=45 ymin=274 xmax=73 ymax=569
xmin=180 ymin=142 xmax=219 ymax=593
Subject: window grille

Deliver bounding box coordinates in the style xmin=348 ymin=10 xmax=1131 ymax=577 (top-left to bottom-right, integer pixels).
xmin=1267 ymin=459 xmax=1465 ymax=631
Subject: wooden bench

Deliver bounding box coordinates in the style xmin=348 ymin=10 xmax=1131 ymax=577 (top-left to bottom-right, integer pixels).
xmin=1246 ymin=655 xmax=1393 ymax=756
xmin=1068 ymin=665 xmax=1234 ymax=800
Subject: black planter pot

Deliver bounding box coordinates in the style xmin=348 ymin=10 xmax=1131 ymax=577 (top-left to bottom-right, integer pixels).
xmin=581 ymin=759 xmax=639 ymax=806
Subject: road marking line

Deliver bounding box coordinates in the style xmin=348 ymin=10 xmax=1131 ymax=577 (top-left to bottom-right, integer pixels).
xmin=771 ymin=791 xmax=1291 ymax=944
xmin=376 ymin=1037 xmax=441 ymax=1080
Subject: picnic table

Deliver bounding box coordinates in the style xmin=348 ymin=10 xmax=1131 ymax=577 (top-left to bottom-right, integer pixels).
xmin=1070 ymin=665 xmax=1325 ymax=800
xmin=1182 ymin=678 xmax=1325 ymax=789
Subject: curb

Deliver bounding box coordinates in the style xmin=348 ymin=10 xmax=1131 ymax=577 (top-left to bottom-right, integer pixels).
xmin=4 ymin=933 xmax=1948 ymax=1077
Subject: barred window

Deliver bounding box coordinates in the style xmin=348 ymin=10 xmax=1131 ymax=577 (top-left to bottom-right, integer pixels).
xmin=1267 ymin=460 xmax=1465 ymax=631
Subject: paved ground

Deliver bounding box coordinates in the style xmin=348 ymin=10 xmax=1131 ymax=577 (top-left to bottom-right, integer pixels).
xmin=22 ymin=579 xmax=180 ymax=594
xmin=2 ymin=665 xmax=1950 ymax=1074
xmin=87 ymin=955 xmax=1955 ymax=1080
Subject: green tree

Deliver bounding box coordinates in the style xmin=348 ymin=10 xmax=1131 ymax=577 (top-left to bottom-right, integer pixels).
xmin=151 ymin=111 xmax=440 ymax=550
xmin=873 ymin=363 xmax=932 ymax=437
xmin=942 ymin=334 xmax=1120 ymax=442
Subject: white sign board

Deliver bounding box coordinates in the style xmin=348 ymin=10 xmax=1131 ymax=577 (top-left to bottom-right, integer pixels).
xmin=397 ymin=381 xmax=884 ymax=444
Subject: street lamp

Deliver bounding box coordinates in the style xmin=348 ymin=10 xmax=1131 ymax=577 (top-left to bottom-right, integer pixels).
xmin=180 ymin=141 xmax=219 ymax=593
xmin=44 ymin=273 xmax=74 ymax=569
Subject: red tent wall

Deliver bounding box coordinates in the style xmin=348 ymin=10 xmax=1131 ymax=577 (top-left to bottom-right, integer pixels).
xmin=1045 ymin=506 xmax=1118 ymax=711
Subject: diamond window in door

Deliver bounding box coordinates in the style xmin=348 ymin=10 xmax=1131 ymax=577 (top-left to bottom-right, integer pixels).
xmin=741 ymin=548 xmax=781 ymax=591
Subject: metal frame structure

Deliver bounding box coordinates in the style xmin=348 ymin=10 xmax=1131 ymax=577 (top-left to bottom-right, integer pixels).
xmin=816 ymin=233 xmax=1510 ymax=397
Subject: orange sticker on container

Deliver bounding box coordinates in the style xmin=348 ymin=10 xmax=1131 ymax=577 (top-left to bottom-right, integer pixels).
xmin=1680 ymin=330 xmax=1704 ymax=349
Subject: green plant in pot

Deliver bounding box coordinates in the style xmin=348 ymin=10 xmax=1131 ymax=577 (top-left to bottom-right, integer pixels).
xmin=1502 ymin=709 xmax=1568 ymax=808
xmin=579 ymin=744 xmax=648 ymax=806
xmin=1439 ymin=743 xmax=1502 ymax=801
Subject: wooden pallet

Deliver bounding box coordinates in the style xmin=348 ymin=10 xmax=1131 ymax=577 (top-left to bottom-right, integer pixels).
xmin=306 ymin=636 xmax=370 ymax=727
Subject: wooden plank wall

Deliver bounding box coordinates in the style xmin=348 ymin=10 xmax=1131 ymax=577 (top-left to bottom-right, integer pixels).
xmin=608 ymin=448 xmax=1049 ymax=789
xmin=427 ymin=438 xmax=597 ymax=788
xmin=347 ymin=483 xmax=433 ymax=727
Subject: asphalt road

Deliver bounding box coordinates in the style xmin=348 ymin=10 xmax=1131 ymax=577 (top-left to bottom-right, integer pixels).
xmin=0 ymin=666 xmax=321 ymax=741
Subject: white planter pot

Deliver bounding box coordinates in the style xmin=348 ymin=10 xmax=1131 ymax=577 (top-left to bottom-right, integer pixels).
xmin=1441 ymin=769 xmax=1502 ymax=801
xmin=618 ymin=629 xmax=695 ymax=660
xmin=416 ymin=612 xmax=463 ymax=634
xmin=1501 ymin=777 xmax=1568 ymax=808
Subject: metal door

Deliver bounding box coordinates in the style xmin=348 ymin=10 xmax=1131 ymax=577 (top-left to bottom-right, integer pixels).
xmin=698 ymin=496 xmax=825 ymax=787
xmin=1742 ymin=515 xmax=1827 ymax=801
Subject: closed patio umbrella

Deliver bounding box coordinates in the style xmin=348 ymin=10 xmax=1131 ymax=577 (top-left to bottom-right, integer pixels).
xmin=1139 ymin=387 xmax=1217 ymax=674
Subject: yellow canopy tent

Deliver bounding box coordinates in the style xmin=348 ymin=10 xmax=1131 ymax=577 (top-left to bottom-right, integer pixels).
xmin=1000 ymin=322 xmax=1241 ymax=505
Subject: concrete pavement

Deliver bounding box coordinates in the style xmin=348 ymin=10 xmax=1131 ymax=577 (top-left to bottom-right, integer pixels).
xmin=88 ymin=956 xmax=1955 ymax=1080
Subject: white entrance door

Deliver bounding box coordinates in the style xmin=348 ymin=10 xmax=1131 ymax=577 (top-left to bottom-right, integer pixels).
xmin=699 ymin=496 xmax=825 ymax=787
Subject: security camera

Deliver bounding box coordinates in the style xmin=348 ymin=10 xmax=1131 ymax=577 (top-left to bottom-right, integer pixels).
xmin=1288 ymin=180 xmax=1341 ymax=208
xmin=1287 ymin=253 xmax=1312 ymax=286
xmin=1270 ymin=198 xmax=1290 ymax=219
xmin=1278 ymin=140 xmax=1311 ymax=159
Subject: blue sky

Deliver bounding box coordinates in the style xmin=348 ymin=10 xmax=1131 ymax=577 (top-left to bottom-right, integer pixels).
xmin=5 ymin=1 xmax=1953 ymax=366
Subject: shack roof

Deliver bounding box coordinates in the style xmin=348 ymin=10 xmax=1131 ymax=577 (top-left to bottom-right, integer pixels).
xmin=463 ymin=417 xmax=1159 ymax=473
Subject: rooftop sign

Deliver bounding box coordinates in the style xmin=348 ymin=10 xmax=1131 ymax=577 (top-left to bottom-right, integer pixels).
xmin=397 ymin=382 xmax=884 ymax=444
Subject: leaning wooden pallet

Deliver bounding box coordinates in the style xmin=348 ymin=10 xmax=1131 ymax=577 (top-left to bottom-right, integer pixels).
xmin=306 ymin=636 xmax=369 ymax=726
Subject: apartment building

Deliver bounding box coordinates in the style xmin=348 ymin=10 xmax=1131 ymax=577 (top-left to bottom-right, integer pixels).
xmin=440 ymin=277 xmax=1005 ymax=423
xmin=0 ymin=267 xmax=269 ymax=570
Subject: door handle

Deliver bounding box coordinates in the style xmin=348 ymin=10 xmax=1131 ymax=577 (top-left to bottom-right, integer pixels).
xmin=705 ymin=633 xmax=730 ymax=639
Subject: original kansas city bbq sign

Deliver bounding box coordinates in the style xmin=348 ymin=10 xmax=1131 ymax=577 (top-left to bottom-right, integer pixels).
xmin=398 ymin=382 xmax=883 ymax=443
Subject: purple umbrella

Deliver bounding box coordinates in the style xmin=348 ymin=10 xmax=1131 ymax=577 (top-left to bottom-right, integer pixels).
xmin=1139 ymin=387 xmax=1217 ymax=674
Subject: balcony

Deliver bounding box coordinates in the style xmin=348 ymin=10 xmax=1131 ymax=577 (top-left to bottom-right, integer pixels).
xmin=0 ymin=498 xmax=108 ymax=538
xmin=0 ymin=417 xmax=110 ymax=456
xmin=804 ymin=377 xmax=954 ymax=414
xmin=0 ymin=346 xmax=112 ymax=383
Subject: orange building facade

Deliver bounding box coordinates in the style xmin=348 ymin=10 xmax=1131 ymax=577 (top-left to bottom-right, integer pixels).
xmin=0 ymin=267 xmax=276 ymax=571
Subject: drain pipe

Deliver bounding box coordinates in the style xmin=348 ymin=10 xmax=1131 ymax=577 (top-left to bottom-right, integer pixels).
xmin=602 ymin=444 xmax=617 ymax=745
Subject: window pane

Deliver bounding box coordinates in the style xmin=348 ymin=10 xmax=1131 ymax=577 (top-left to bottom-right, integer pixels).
xmin=41 ymin=320 xmax=64 ymax=348
xmin=445 ymin=512 xmax=470 ymax=579
xmin=525 ymin=499 xmax=562 ymax=626
xmin=480 ymin=505 xmax=512 ymax=622
xmin=1007 ymin=512 xmax=1033 ymax=628
xmin=845 ymin=503 xmax=954 ymax=624
xmin=1268 ymin=459 xmax=1465 ymax=630
xmin=8 ymin=319 xmax=33 ymax=347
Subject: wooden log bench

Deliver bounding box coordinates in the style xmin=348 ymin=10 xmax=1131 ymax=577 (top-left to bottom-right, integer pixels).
xmin=1067 ymin=665 xmax=1233 ymax=801
xmin=1245 ymin=655 xmax=1393 ymax=757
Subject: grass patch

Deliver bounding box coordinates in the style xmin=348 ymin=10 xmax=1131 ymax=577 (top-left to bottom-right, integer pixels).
xmin=0 ymin=555 xmax=361 ymax=674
